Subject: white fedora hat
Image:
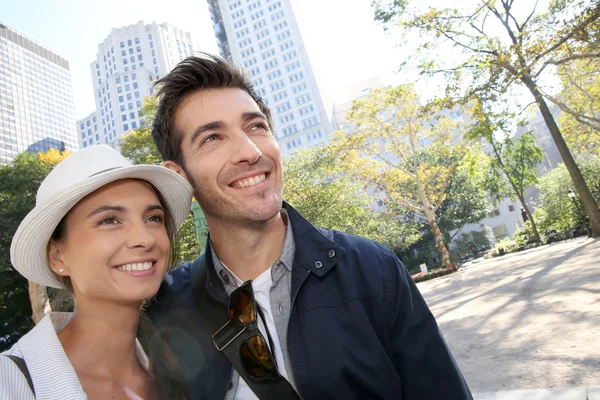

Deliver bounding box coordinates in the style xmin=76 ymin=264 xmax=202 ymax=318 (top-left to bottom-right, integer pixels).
xmin=10 ymin=145 xmax=193 ymax=289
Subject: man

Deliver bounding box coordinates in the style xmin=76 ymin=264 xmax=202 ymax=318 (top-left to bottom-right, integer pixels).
xmin=147 ymin=53 xmax=472 ymax=400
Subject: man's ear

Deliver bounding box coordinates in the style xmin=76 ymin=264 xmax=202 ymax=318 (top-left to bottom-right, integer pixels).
xmin=164 ymin=161 xmax=190 ymax=182
xmin=47 ymin=240 xmax=69 ymax=276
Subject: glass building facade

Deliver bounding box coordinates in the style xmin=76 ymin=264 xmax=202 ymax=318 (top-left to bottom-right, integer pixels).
xmin=0 ymin=23 xmax=78 ymax=164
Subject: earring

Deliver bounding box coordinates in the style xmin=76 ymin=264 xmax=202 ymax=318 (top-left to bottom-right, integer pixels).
xmin=59 ymin=269 xmax=64 ymax=273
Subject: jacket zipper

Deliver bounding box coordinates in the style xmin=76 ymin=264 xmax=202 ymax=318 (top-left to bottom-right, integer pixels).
xmin=286 ymin=270 xmax=310 ymax=400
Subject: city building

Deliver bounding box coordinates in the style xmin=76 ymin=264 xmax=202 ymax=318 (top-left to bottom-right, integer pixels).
xmin=0 ymin=22 xmax=78 ymax=164
xmin=332 ymin=75 xmax=387 ymax=131
xmin=77 ymin=21 xmax=198 ymax=149
xmin=206 ymin=0 xmax=334 ymax=157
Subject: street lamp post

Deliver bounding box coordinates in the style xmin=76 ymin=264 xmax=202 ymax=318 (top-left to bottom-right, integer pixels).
xmin=567 ymin=189 xmax=591 ymax=237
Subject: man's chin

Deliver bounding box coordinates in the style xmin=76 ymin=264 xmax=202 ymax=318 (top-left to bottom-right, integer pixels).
xmin=241 ymin=196 xmax=283 ymax=222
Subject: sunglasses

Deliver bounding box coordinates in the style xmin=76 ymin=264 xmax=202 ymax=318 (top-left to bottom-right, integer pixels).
xmin=212 ymin=281 xmax=280 ymax=380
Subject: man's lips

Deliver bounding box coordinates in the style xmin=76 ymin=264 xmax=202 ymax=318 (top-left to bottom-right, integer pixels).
xmin=230 ymin=172 xmax=268 ymax=189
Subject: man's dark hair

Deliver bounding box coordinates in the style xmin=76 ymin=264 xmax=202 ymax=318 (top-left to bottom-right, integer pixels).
xmin=151 ymin=53 xmax=273 ymax=163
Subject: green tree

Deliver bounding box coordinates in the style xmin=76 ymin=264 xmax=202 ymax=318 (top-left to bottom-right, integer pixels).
xmin=0 ymin=149 xmax=69 ymax=350
xmin=435 ymin=163 xmax=489 ymax=241
xmin=120 ymin=95 xmax=199 ymax=263
xmin=334 ymin=84 xmax=475 ymax=268
xmin=373 ymin=0 xmax=600 ymax=237
xmin=549 ymin=59 xmax=600 ymax=154
xmin=284 ymin=144 xmax=421 ymax=250
xmin=467 ymin=104 xmax=544 ymax=242
xmin=120 ymin=97 xmax=162 ymax=165
xmin=536 ymin=154 xmax=600 ymax=234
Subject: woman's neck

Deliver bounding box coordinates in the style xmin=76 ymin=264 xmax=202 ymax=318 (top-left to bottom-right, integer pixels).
xmin=58 ymin=299 xmax=146 ymax=384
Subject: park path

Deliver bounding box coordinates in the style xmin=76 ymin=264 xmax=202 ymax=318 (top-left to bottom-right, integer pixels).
xmin=418 ymin=237 xmax=600 ymax=392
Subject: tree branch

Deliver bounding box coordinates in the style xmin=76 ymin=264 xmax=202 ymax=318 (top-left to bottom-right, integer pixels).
xmin=526 ymin=3 xmax=600 ymax=73
xmin=541 ymin=91 xmax=600 ymax=132
xmin=546 ymin=52 xmax=600 ymax=66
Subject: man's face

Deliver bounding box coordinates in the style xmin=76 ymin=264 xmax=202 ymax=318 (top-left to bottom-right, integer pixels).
xmin=170 ymin=88 xmax=283 ymax=226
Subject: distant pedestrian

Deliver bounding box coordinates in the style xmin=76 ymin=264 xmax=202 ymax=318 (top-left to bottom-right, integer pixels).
xmin=521 ymin=208 xmax=529 ymax=222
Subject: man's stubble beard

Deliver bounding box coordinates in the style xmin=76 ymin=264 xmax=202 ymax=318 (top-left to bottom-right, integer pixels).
xmin=181 ymin=162 xmax=283 ymax=225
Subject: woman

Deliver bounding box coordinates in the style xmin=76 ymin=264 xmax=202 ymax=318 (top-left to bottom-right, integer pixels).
xmin=0 ymin=145 xmax=194 ymax=399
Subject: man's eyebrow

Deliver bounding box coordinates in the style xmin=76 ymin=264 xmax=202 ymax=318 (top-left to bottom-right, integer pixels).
xmin=242 ymin=111 xmax=268 ymax=123
xmin=189 ymin=121 xmax=225 ymax=145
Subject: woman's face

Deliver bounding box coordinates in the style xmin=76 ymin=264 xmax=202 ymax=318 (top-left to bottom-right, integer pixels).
xmin=48 ymin=179 xmax=171 ymax=305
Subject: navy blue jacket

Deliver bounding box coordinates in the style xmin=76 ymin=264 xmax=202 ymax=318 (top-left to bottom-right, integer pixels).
xmin=147 ymin=203 xmax=472 ymax=399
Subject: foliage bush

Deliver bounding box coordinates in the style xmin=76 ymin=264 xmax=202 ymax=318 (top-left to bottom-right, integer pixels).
xmin=413 ymin=267 xmax=457 ymax=283
xmin=535 ymin=154 xmax=600 ymax=234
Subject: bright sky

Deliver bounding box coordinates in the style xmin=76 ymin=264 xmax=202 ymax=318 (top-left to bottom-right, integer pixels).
xmin=1 ymin=0 xmax=407 ymax=120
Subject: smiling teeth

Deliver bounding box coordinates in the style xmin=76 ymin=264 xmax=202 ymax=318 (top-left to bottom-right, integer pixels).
xmin=233 ymin=173 xmax=266 ymax=188
xmin=117 ymin=262 xmax=153 ymax=272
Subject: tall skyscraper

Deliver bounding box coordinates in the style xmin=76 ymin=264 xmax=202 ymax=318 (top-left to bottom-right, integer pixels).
xmin=77 ymin=21 xmax=198 ymax=149
xmin=206 ymin=0 xmax=334 ymax=157
xmin=0 ymin=22 xmax=78 ymax=164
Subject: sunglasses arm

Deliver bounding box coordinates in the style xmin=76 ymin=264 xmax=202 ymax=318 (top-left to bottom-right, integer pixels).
xmin=212 ymin=320 xmax=248 ymax=352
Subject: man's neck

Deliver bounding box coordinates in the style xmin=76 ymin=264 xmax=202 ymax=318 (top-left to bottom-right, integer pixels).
xmin=208 ymin=212 xmax=287 ymax=282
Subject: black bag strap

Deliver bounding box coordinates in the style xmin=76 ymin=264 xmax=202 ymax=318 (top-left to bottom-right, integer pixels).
xmin=191 ymin=254 xmax=301 ymax=400
xmin=5 ymin=355 xmax=35 ymax=397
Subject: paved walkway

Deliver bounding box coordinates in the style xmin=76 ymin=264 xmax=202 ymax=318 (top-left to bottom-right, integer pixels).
xmin=473 ymin=386 xmax=600 ymax=399
xmin=417 ymin=237 xmax=600 ymax=393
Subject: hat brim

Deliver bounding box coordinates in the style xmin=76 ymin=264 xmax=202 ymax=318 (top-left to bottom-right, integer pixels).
xmin=10 ymin=165 xmax=193 ymax=289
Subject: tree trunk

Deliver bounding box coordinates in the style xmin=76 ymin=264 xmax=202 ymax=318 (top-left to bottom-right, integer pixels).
xmin=517 ymin=194 xmax=541 ymax=242
xmin=28 ymin=280 xmax=51 ymax=324
xmin=521 ymin=76 xmax=600 ymax=238
xmin=424 ymin=209 xmax=454 ymax=269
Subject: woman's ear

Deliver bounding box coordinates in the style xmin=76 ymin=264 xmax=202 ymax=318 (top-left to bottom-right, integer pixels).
xmin=48 ymin=240 xmax=69 ymax=276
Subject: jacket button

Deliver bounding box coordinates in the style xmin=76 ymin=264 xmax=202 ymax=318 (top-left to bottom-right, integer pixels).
xmin=328 ymin=249 xmax=336 ymax=258
xmin=228 ymin=381 xmax=234 ymax=390
xmin=315 ymin=261 xmax=323 ymax=269
xmin=219 ymin=269 xmax=231 ymax=285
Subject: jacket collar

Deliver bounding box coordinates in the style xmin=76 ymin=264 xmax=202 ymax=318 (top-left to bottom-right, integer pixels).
xmin=282 ymin=202 xmax=345 ymax=277
xmin=201 ymin=202 xmax=346 ymax=298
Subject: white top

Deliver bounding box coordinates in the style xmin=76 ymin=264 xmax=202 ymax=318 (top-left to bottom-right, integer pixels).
xmin=0 ymin=312 xmax=150 ymax=400
xmin=221 ymin=265 xmax=291 ymax=400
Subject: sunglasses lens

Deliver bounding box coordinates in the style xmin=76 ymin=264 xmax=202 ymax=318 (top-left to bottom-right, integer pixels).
xmin=240 ymin=335 xmax=275 ymax=378
xmin=229 ymin=285 xmax=255 ymax=324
